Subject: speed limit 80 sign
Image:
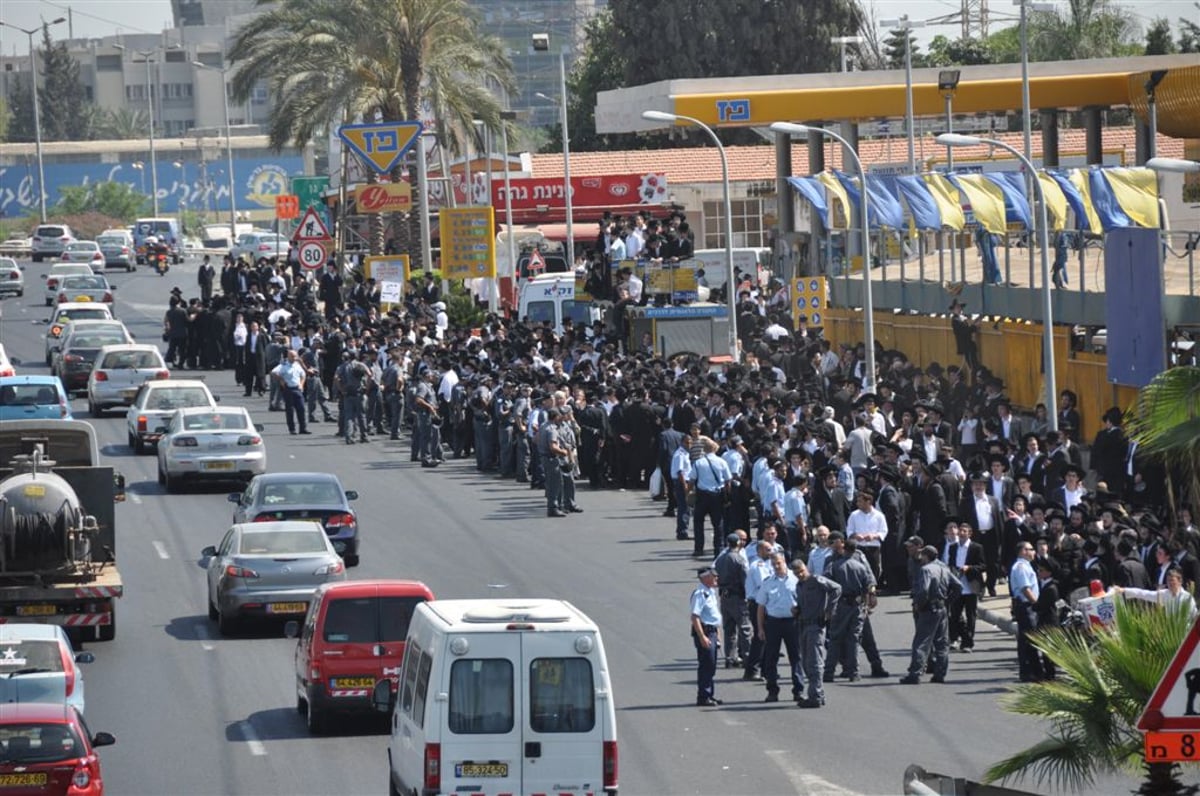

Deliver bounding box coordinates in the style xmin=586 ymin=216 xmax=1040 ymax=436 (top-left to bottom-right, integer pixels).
xmin=298 ymin=241 xmax=328 ymax=270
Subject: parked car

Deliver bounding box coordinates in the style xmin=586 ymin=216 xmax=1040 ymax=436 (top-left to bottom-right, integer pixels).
xmin=95 ymin=231 xmax=135 ymax=272
xmin=231 ymin=231 xmax=288 ymax=264
xmin=0 ymin=344 xmax=13 ymax=378
xmin=157 ymin=406 xmax=266 ymax=492
xmin=0 ymin=703 xmax=114 ymax=795
xmin=0 ymin=625 xmax=94 ymax=715
xmin=42 ymin=263 xmax=93 ymax=307
xmin=0 ymin=257 xmax=23 ymax=297
xmin=55 ymin=275 xmax=114 ymax=306
xmin=44 ymin=303 xmax=114 ymax=366
xmin=51 ymin=320 xmax=134 ymax=395
xmin=60 ymin=242 xmax=106 ymax=272
xmin=125 ymin=378 xmax=217 ymax=453
xmin=0 ymin=376 xmax=72 ymax=421
xmin=230 ymin=472 xmax=360 ymax=566
xmin=30 ymin=224 xmax=76 ymax=263
xmin=202 ymin=521 xmax=347 ymax=636
xmin=86 ymin=344 xmax=169 ymax=417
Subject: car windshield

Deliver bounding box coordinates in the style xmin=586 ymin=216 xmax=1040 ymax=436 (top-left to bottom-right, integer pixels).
xmin=36 ymin=227 xmax=66 ymax=237
xmin=69 ymin=331 xmax=127 ymax=348
xmin=147 ymin=388 xmax=211 ymax=410
xmin=0 ymin=724 xmax=84 ymax=764
xmin=55 ymin=310 xmax=109 ymax=323
xmin=64 ymin=244 xmax=94 ymax=252
xmin=100 ymin=351 xmax=162 ymax=369
xmin=261 ymin=481 xmax=343 ymax=506
xmin=238 ymin=530 xmax=327 ymax=555
xmin=61 ymin=276 xmax=105 ymax=290
xmin=183 ymin=412 xmax=247 ymax=431
xmin=0 ymin=640 xmax=64 ymax=674
xmin=97 ymin=236 xmax=123 ymax=246
xmin=0 ymin=385 xmax=60 ymax=407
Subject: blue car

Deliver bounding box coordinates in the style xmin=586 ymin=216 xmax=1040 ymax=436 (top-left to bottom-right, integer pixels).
xmin=0 ymin=375 xmax=73 ymax=421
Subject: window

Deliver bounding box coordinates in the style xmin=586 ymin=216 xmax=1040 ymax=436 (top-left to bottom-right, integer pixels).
xmin=702 ymin=198 xmax=768 ymax=248
xmin=412 ymin=652 xmax=432 ymax=728
xmin=399 ymin=641 xmax=420 ymax=715
xmin=196 ymin=52 xmax=223 ymax=68
xmin=529 ymin=658 xmax=594 ymax=733
xmin=96 ymin=55 xmax=122 ymax=71
xmin=525 ymin=300 xmax=554 ymax=325
xmin=0 ymin=641 xmax=65 ymax=674
xmin=379 ymin=596 xmax=423 ymax=642
xmin=448 ymin=659 xmax=513 ymax=734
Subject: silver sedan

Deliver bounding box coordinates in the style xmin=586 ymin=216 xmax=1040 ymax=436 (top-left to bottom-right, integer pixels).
xmin=0 ymin=257 xmax=23 ymax=297
xmin=202 ymin=521 xmax=346 ymax=635
xmin=157 ymin=406 xmax=267 ymax=492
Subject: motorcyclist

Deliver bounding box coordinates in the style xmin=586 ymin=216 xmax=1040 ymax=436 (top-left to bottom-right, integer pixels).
xmin=146 ymin=235 xmax=170 ymax=273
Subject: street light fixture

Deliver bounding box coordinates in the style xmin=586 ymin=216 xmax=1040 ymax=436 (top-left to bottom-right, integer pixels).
xmin=830 ymin=35 xmax=864 ymax=73
xmin=1147 ymin=158 xmax=1200 ymax=174
xmin=938 ymin=132 xmax=1057 ymax=432
xmin=879 ymin=15 xmax=926 ymax=175
xmin=498 ymin=110 xmax=518 ymax=310
xmin=193 ymin=60 xmax=239 ymax=245
xmin=771 ymin=121 xmax=877 ymax=393
xmin=1145 ymin=70 xmax=1168 ymax=161
xmin=0 ymin=17 xmax=68 ymax=222
xmin=532 ymin=33 xmax=574 ymax=265
xmin=938 ymin=69 xmax=961 ymax=169
xmin=643 ymin=110 xmax=738 ymax=362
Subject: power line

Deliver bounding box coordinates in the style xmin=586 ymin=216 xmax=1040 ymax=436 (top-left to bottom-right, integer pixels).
xmin=38 ymin=0 xmax=161 ymax=37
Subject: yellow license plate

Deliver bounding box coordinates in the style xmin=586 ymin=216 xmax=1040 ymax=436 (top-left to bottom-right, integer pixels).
xmin=457 ymin=763 xmax=508 ymax=778
xmin=268 ymin=602 xmax=306 ymax=614
xmin=204 ymin=461 xmax=235 ymax=471
xmin=75 ymin=296 xmax=91 ymax=302
xmin=16 ymin=604 xmax=55 ymax=617
xmin=333 ymin=677 xmax=375 ymax=688
xmin=0 ymin=773 xmax=48 ymax=786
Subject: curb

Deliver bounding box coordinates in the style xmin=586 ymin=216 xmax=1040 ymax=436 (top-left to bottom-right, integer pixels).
xmin=977 ymin=599 xmax=1017 ymax=636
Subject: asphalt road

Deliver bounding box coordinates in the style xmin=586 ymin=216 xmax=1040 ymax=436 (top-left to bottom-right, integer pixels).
xmin=0 ymin=260 xmax=1143 ymax=796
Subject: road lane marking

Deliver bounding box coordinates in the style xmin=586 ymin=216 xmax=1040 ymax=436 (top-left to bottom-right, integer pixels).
xmin=764 ymin=750 xmax=859 ymax=796
xmin=127 ymin=491 xmax=142 ymax=505
xmin=152 ymin=540 xmax=169 ymax=559
xmin=239 ymin=721 xmax=267 ymax=756
xmin=195 ymin=623 xmax=214 ymax=651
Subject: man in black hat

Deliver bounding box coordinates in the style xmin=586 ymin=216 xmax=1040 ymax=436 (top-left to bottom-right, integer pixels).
xmin=1091 ymin=407 xmax=1129 ymax=495
xmin=811 ymin=465 xmax=850 ymax=535
xmin=959 ymin=470 xmax=1004 ymax=597
xmin=950 ymin=299 xmax=980 ymax=377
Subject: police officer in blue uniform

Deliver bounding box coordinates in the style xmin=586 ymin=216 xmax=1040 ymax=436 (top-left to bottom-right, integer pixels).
xmin=690 ymin=566 xmax=723 ymax=706
xmin=756 ymin=552 xmax=802 ymax=702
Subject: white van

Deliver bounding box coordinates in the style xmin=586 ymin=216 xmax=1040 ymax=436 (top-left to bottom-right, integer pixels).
xmin=374 ymin=599 xmax=618 ymax=796
xmin=517 ymin=274 xmax=600 ymax=333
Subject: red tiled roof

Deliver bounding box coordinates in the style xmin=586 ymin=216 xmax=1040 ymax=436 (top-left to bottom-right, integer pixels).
xmin=528 ymin=128 xmax=1186 ymax=183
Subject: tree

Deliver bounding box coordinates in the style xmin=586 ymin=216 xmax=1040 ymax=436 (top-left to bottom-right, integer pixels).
xmin=37 ymin=25 xmax=88 ymax=141
xmin=55 ymin=182 xmax=148 ymax=220
xmin=1126 ymin=367 xmax=1200 ymax=521
xmin=1026 ymin=0 xmax=1141 ymax=61
xmin=5 ymin=75 xmax=35 ymax=143
xmin=1145 ymin=17 xmax=1178 ymax=54
xmin=0 ymin=96 xmax=8 ymax=143
xmin=883 ymin=28 xmax=924 ymax=69
xmin=1180 ymin=18 xmax=1200 ymax=53
xmin=92 ymin=107 xmax=150 ymax=141
xmin=986 ymin=598 xmax=1198 ymax=795
xmin=926 ymin=34 xmax=993 ymax=66
xmin=229 ymin=0 xmax=516 ymax=263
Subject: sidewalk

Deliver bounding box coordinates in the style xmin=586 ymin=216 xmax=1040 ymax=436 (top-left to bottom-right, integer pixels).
xmin=977 ymin=591 xmax=1017 ymax=636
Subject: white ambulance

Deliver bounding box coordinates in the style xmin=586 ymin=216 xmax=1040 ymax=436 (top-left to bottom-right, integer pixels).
xmin=374 ymin=598 xmax=618 ymax=796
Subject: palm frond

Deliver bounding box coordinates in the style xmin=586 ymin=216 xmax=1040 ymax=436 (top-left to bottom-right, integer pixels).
xmin=984 ymin=731 xmax=1103 ymax=791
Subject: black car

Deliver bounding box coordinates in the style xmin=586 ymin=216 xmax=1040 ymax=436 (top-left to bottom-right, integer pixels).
xmin=229 ymin=472 xmax=360 ymax=566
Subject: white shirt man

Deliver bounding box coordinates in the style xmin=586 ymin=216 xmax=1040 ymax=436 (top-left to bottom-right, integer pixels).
xmin=626 ymin=271 xmax=643 ymax=302
xmin=846 ymin=492 xmax=888 ymax=550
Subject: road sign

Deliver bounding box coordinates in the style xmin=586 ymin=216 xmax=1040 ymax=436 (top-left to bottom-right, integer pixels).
xmin=297 ymin=241 xmax=327 ymax=270
xmin=1137 ymin=619 xmax=1200 ymax=732
xmin=527 ymin=249 xmax=546 ymax=274
xmin=791 ymin=276 xmax=829 ymax=328
xmin=275 ymin=194 xmax=300 ymax=219
xmin=1145 ymin=731 xmax=1200 ymax=762
xmin=440 ymin=206 xmax=495 ymax=280
xmin=338 ymin=121 xmax=423 ymax=175
xmin=291 ymin=176 xmax=329 ymax=210
xmin=293 ymin=207 xmax=332 ymax=243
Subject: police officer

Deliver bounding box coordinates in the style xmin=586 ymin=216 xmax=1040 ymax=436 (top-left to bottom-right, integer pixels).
xmin=538 ymin=408 xmax=568 ymax=518
xmin=470 ymin=376 xmax=495 ymax=471
xmin=557 ymin=406 xmax=583 ymax=513
xmin=755 ymin=552 xmax=802 ymax=702
xmin=823 ymin=534 xmax=876 ymax=682
xmin=691 ymin=566 xmax=723 ymax=707
xmin=900 ymin=545 xmax=956 ymax=684
xmin=381 ymin=347 xmax=405 ymax=440
xmin=793 ymin=559 xmax=842 ymax=708
xmin=494 ymin=382 xmax=516 ymax=477
xmin=742 ymin=539 xmax=772 ymax=681
xmin=512 ymin=385 xmax=532 ymax=482
xmin=334 ymin=351 xmax=370 ymax=445
xmin=411 ymin=368 xmax=439 ymax=465
xmin=714 ymin=532 xmax=750 ymax=668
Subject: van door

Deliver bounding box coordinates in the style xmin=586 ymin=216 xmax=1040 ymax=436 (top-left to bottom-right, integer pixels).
xmin=438 ymin=633 xmax=523 ymax=795
xmin=522 ymin=632 xmax=605 ymax=795
xmin=317 ymin=589 xmax=386 ymax=695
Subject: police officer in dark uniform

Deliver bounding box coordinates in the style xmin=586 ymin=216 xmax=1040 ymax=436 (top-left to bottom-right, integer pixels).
xmin=900 ymin=545 xmax=956 ymax=684
xmin=823 ymin=534 xmax=876 ymax=682
xmin=793 ymin=558 xmax=842 ymax=708
xmin=714 ymin=533 xmax=750 ymax=669
xmin=381 ymin=347 xmax=404 ymax=440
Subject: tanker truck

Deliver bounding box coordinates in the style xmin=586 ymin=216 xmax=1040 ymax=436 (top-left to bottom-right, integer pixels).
xmin=0 ymin=420 xmax=125 ymax=641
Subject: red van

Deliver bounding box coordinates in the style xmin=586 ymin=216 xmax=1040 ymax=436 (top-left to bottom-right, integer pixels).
xmin=287 ymin=579 xmax=434 ymax=734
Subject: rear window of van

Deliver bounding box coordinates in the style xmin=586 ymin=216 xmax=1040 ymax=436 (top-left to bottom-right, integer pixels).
xmin=322 ymin=596 xmax=424 ymax=643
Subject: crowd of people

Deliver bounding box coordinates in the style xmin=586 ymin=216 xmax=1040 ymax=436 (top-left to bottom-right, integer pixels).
xmin=163 ymin=209 xmax=1196 ymax=710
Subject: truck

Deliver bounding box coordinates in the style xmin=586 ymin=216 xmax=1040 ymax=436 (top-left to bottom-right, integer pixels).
xmin=0 ymin=420 xmax=125 ymax=641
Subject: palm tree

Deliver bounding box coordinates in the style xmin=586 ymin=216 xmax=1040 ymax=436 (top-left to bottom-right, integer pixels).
xmin=93 ymin=107 xmax=150 ymax=141
xmin=1029 ymin=0 xmax=1140 ymax=61
xmin=985 ymin=598 xmax=1197 ymax=795
xmin=1125 ymin=366 xmax=1200 ymax=528
xmin=227 ymin=0 xmax=516 ymax=263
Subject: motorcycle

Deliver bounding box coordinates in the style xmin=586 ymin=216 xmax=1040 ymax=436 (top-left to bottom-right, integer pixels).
xmin=153 ymin=251 xmax=170 ymax=276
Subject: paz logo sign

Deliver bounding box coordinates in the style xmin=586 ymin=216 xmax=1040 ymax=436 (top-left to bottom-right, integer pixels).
xmin=716 ymin=99 xmax=750 ymax=123
xmin=338 ymin=122 xmax=424 ymax=175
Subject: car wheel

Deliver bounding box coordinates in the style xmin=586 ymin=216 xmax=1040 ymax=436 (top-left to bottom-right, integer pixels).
xmin=32 ymin=254 xmax=41 ymax=263
xmin=44 ymin=298 xmax=52 ymax=307
xmin=345 ymin=553 xmax=360 ymax=568
xmin=305 ymin=690 xmax=327 ymax=735
xmin=296 ymin=683 xmax=307 ymax=715
xmin=388 ymin=772 xmax=402 ymax=796
xmin=98 ymin=610 xmax=115 ymax=641
xmin=208 ymin=594 xmax=219 ymax=621
xmin=164 ymin=470 xmax=179 ymax=493
xmin=217 ymin=608 xmax=239 ymax=636
xmin=157 ymin=463 xmax=166 ymax=485
xmin=127 ymin=264 xmax=134 ymax=273
xmin=15 ymin=289 xmax=22 ymax=297
xmin=134 ymin=436 xmax=146 ymax=455
xmin=89 ymin=400 xmax=102 ymax=418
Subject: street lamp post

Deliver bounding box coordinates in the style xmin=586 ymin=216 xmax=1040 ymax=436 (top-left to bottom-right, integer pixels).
xmin=1014 ymin=1 xmax=1054 ymax=279
xmin=533 ymin=34 xmax=574 ymax=266
xmin=499 ymin=110 xmax=517 ymax=312
xmin=118 ymin=43 xmax=176 ymax=216
xmin=0 ymin=18 xmax=67 ymax=223
xmin=642 ymin=110 xmax=739 ymax=363
xmin=771 ymin=122 xmax=877 ymax=393
xmin=131 ymin=161 xmax=145 ymax=194
xmin=879 ymin=16 xmax=925 ymax=175
xmin=830 ymin=35 xmax=864 ymax=73
xmin=939 ymin=132 xmax=1056 ymax=432
xmin=192 ymin=61 xmax=238 ymax=245
xmin=1147 ymin=158 xmax=1200 ymax=174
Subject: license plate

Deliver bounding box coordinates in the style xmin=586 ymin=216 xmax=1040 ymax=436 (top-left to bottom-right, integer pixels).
xmin=333 ymin=677 xmax=375 ymax=688
xmin=15 ymin=604 xmax=56 ymax=617
xmin=75 ymin=295 xmax=91 ymax=301
xmin=0 ymin=773 xmax=48 ymax=786
xmin=121 ymin=388 xmax=138 ymax=400
xmin=267 ymin=602 xmax=306 ymax=614
xmin=204 ymin=461 xmax=234 ymax=471
xmin=208 ymin=443 xmax=229 ymax=450
xmin=456 ymin=762 xmax=509 ymax=778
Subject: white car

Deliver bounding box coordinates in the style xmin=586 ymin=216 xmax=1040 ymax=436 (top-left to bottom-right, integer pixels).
xmin=0 ymin=625 xmax=93 ymax=715
xmin=43 ymin=263 xmax=93 ymax=306
xmin=60 ymin=241 xmax=106 ymax=272
xmin=30 ymin=224 xmax=76 ymax=263
xmin=96 ymin=230 xmax=135 ymax=272
xmin=157 ymin=406 xmax=266 ymax=492
xmin=125 ymin=378 xmax=218 ymax=454
xmin=231 ymin=231 xmax=288 ymax=263
xmin=0 ymin=257 xmax=23 ymax=297
xmin=44 ymin=303 xmax=114 ymax=365
xmin=55 ymin=274 xmax=114 ymax=306
xmin=87 ymin=344 xmax=170 ymax=417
